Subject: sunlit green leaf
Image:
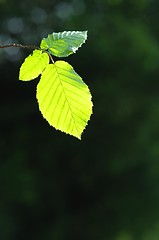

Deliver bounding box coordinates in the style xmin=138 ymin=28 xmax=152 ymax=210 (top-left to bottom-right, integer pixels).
xmin=19 ymin=50 xmax=49 ymax=81
xmin=36 ymin=61 xmax=92 ymax=139
xmin=40 ymin=31 xmax=87 ymax=57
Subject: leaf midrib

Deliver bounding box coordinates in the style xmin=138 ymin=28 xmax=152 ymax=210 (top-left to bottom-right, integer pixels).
xmin=54 ymin=63 xmax=81 ymax=135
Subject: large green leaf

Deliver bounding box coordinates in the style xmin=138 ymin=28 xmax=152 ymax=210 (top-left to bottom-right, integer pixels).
xmin=36 ymin=61 xmax=92 ymax=139
xmin=19 ymin=50 xmax=49 ymax=81
xmin=40 ymin=31 xmax=87 ymax=57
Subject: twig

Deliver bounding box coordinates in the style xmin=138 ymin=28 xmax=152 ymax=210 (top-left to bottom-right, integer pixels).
xmin=0 ymin=43 xmax=39 ymax=49
xmin=0 ymin=43 xmax=55 ymax=62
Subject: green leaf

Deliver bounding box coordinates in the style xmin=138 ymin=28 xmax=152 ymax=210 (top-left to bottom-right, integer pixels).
xmin=19 ymin=50 xmax=49 ymax=81
xmin=36 ymin=61 xmax=93 ymax=139
xmin=40 ymin=31 xmax=87 ymax=57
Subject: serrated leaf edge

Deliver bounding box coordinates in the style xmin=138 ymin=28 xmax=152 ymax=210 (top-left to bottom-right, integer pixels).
xmin=40 ymin=31 xmax=88 ymax=57
xmin=36 ymin=61 xmax=92 ymax=140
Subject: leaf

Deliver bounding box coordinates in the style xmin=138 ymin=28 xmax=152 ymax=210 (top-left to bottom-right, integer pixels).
xmin=36 ymin=61 xmax=93 ymax=139
xmin=19 ymin=50 xmax=49 ymax=81
xmin=40 ymin=31 xmax=87 ymax=57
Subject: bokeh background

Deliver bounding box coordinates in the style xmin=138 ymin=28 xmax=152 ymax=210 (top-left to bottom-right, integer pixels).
xmin=1 ymin=0 xmax=159 ymax=239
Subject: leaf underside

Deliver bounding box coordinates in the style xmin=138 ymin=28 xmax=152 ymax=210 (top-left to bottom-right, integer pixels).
xmin=40 ymin=31 xmax=87 ymax=57
xmin=19 ymin=50 xmax=49 ymax=81
xmin=36 ymin=61 xmax=93 ymax=139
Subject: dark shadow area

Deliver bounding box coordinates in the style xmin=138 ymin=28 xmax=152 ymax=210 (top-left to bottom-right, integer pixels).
xmin=1 ymin=0 xmax=159 ymax=239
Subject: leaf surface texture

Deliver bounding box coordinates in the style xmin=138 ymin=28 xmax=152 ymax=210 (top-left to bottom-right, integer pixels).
xmin=36 ymin=61 xmax=92 ymax=139
xmin=40 ymin=31 xmax=87 ymax=57
xmin=19 ymin=50 xmax=49 ymax=81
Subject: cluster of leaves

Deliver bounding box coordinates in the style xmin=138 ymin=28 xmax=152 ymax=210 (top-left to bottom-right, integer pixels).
xmin=19 ymin=31 xmax=93 ymax=139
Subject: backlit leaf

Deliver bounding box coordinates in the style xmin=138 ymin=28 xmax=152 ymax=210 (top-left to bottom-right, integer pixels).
xmin=36 ymin=60 xmax=92 ymax=139
xmin=19 ymin=50 xmax=49 ymax=81
xmin=40 ymin=31 xmax=87 ymax=57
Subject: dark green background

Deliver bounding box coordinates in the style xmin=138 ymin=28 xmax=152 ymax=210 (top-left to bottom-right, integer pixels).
xmin=1 ymin=0 xmax=159 ymax=239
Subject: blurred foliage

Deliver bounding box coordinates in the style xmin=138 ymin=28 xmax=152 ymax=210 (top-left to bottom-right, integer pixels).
xmin=1 ymin=0 xmax=159 ymax=239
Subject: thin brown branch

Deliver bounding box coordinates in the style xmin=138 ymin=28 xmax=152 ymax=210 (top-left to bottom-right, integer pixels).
xmin=0 ymin=43 xmax=40 ymax=49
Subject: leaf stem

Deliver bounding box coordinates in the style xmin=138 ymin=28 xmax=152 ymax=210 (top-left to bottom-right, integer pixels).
xmin=0 ymin=43 xmax=40 ymax=49
xmin=47 ymin=52 xmax=54 ymax=63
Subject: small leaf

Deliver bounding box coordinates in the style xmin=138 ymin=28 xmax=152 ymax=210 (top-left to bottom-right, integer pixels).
xmin=40 ymin=31 xmax=87 ymax=57
xmin=19 ymin=50 xmax=49 ymax=81
xmin=36 ymin=61 xmax=93 ymax=139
